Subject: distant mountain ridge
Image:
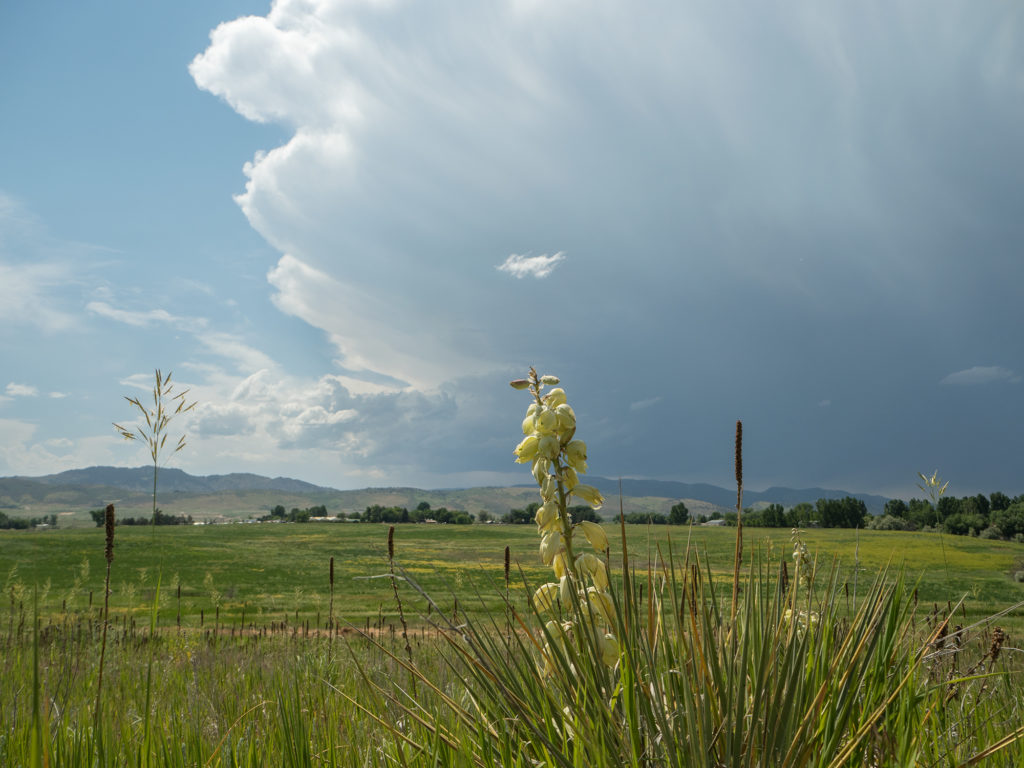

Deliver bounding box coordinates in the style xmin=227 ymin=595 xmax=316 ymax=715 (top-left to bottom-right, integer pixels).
xmin=2 ymin=466 xmax=889 ymax=515
xmin=19 ymin=466 xmax=328 ymax=495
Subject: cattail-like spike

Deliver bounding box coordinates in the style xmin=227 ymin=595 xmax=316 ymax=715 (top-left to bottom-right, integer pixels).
xmin=104 ymin=504 xmax=115 ymax=563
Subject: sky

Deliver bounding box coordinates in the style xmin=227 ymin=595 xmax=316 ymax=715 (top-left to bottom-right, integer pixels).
xmin=1 ymin=0 xmax=1022 ymax=499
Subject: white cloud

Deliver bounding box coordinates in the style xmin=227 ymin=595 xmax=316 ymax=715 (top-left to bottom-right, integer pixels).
xmin=629 ymin=396 xmax=662 ymax=412
xmin=496 ymin=252 xmax=566 ymax=279
xmin=86 ymin=301 xmax=207 ymax=332
xmin=0 ymin=419 xmax=125 ymax=477
xmin=48 ymin=392 xmax=67 ymax=399
xmin=941 ymin=366 xmax=1021 ymax=386
xmin=5 ymin=383 xmax=38 ymax=397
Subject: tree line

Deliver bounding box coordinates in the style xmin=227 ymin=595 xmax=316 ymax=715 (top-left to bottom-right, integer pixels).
xmin=89 ymin=508 xmax=194 ymax=526
xmin=0 ymin=511 xmax=57 ymax=530
xmin=870 ymin=491 xmax=1024 ymax=540
xmin=343 ymin=502 xmax=474 ymax=525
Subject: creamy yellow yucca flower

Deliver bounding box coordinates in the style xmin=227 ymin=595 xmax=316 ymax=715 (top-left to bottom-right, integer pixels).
xmin=535 ymin=500 xmax=560 ymax=531
xmin=565 ymin=440 xmax=588 ymax=473
xmin=555 ymin=403 xmax=576 ymax=432
xmin=540 ymin=474 xmax=558 ymax=501
xmin=576 ymin=552 xmax=602 ymax=576
xmin=586 ymin=587 xmax=615 ymax=625
xmin=600 ymin=633 xmax=619 ymax=667
xmin=571 ymin=484 xmax=604 ymax=509
xmin=511 ymin=367 xmax=618 ymax=672
xmin=559 ymin=574 xmax=573 ymax=604
xmin=540 ymin=531 xmax=562 ymax=565
xmin=535 ymin=407 xmax=558 ymax=434
xmin=552 ymin=552 xmax=569 ymax=579
xmin=514 ymin=435 xmax=539 ymax=463
xmin=579 ymin=520 xmax=608 ymax=552
xmin=537 ymin=434 xmax=560 ymax=461
xmin=543 ymin=387 xmax=567 ymax=408
xmin=534 ymin=582 xmax=560 ymax=613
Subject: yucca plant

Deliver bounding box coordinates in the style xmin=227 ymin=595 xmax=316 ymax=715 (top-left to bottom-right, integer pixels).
xmin=345 ymin=370 xmax=1024 ymax=767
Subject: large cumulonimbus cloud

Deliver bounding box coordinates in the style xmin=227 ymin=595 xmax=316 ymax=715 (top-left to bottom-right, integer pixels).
xmin=190 ymin=0 xmax=1024 ymax=490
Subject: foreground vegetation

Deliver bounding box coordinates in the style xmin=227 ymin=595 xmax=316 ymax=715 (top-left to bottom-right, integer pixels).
xmin=3 ymin=369 xmax=1024 ymax=766
xmin=3 ymin=522 xmax=1023 ymax=766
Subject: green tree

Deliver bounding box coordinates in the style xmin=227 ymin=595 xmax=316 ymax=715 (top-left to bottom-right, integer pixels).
xmin=906 ymin=498 xmax=937 ymax=528
xmin=669 ymin=501 xmax=690 ymax=525
xmin=884 ymin=499 xmax=908 ymax=519
xmin=990 ymin=491 xmax=1011 ymax=512
xmin=761 ymin=503 xmax=786 ymax=527
xmin=786 ymin=502 xmax=815 ymax=527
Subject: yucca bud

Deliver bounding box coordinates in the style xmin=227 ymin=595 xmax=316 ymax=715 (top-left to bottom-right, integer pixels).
xmin=561 ymin=466 xmax=579 ymax=491
xmin=510 ymin=379 xmax=531 ymax=390
xmin=543 ymin=388 xmax=567 ymax=408
xmin=532 ymin=458 xmax=550 ymax=485
xmin=522 ymin=414 xmax=537 ymax=435
xmin=540 ymin=375 xmax=560 ymax=386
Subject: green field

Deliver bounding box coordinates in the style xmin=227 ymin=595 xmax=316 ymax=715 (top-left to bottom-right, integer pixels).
xmin=4 ymin=522 xmax=1023 ymax=632
xmin=5 ymin=522 xmax=1024 ymax=766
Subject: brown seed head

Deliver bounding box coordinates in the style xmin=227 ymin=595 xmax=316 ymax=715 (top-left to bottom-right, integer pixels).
xmin=388 ymin=525 xmax=395 ymax=561
xmin=104 ymin=504 xmax=115 ymax=563
xmin=329 ymin=556 xmax=335 ymax=586
xmin=504 ymin=545 xmax=511 ymax=584
xmin=734 ymin=420 xmax=743 ymax=489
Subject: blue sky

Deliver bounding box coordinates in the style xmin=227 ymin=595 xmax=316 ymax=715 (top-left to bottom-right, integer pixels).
xmin=1 ymin=0 xmax=1022 ymax=498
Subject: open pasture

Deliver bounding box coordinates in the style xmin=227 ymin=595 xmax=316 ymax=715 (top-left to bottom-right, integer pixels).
xmin=3 ymin=523 xmax=1023 ymax=632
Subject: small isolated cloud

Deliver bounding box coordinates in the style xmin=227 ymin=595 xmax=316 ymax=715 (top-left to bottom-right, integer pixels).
xmin=6 ymin=383 xmax=38 ymax=397
xmin=496 ymin=252 xmax=566 ymax=279
xmin=629 ymin=396 xmax=662 ymax=412
xmin=940 ymin=366 xmax=1021 ymax=386
xmin=48 ymin=392 xmax=67 ymax=399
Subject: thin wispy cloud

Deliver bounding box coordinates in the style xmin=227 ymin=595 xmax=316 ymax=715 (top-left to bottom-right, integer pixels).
xmin=86 ymin=301 xmax=207 ymax=332
xmin=5 ymin=383 xmax=38 ymax=397
xmin=629 ymin=396 xmax=662 ymax=412
xmin=496 ymin=252 xmax=566 ymax=279
xmin=941 ymin=366 xmax=1020 ymax=386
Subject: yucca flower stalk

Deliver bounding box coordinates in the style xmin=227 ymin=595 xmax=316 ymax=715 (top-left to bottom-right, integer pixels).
xmin=511 ymin=368 xmax=618 ymax=676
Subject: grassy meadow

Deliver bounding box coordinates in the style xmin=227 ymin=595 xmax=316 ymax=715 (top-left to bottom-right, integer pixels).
xmin=3 ymin=521 xmax=1024 ymax=766
xmin=3 ymin=522 xmax=1023 ymax=629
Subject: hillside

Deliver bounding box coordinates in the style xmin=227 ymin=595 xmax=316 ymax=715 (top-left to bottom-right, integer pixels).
xmin=0 ymin=466 xmax=888 ymax=526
